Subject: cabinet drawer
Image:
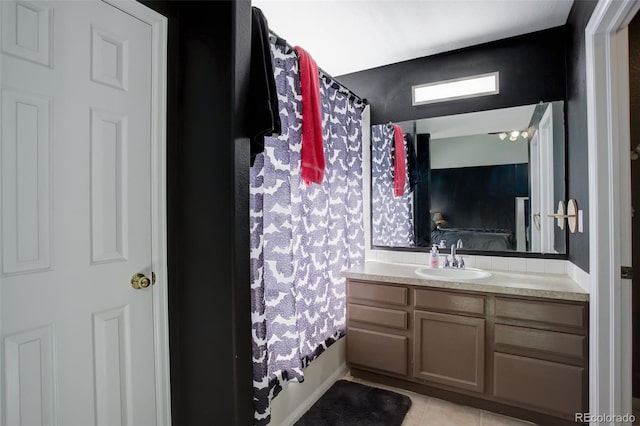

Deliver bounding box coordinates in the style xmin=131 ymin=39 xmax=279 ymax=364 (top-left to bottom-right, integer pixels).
xmin=494 ymin=324 xmax=585 ymax=360
xmin=414 ymin=288 xmax=484 ymax=315
xmin=493 ymin=353 xmax=584 ymax=418
xmin=348 ymin=303 xmax=408 ymax=330
xmin=495 ymin=297 xmax=585 ymax=329
xmin=347 ymin=327 xmax=408 ymax=376
xmin=348 ymin=281 xmax=408 ymax=306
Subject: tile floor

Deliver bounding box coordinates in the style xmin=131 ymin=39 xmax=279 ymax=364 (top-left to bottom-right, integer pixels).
xmin=343 ymin=373 xmax=535 ymax=426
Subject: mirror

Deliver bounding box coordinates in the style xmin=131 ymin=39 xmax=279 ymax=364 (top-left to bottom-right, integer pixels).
xmin=371 ymin=101 xmax=566 ymax=254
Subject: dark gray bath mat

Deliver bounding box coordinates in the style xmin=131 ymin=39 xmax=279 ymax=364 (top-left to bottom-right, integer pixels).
xmin=294 ymin=379 xmax=412 ymax=426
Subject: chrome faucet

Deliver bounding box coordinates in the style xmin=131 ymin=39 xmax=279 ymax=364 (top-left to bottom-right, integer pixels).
xmin=444 ymin=239 xmax=465 ymax=269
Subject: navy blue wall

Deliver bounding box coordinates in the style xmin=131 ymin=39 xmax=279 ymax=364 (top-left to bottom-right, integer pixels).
xmin=565 ymin=0 xmax=598 ymax=272
xmin=430 ymin=163 xmax=529 ymax=235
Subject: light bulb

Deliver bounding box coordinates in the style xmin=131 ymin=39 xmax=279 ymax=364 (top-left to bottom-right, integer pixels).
xmin=499 ymin=132 xmax=508 ymax=140
xmin=509 ymin=135 xmax=518 ymax=142
xmin=521 ymin=131 xmax=529 ymax=139
xmin=510 ymin=130 xmax=520 ymax=138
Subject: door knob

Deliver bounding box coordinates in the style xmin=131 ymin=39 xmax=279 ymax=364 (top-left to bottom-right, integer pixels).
xmin=131 ymin=272 xmax=154 ymax=289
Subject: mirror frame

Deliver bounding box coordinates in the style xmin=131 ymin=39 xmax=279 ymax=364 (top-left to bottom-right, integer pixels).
xmin=368 ymin=103 xmax=569 ymax=260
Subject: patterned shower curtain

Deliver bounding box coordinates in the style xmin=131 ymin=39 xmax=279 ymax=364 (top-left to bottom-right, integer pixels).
xmin=371 ymin=124 xmax=415 ymax=247
xmin=249 ymin=42 xmax=365 ymax=425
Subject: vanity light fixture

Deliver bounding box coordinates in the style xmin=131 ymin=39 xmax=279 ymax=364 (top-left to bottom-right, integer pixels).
xmin=496 ymin=130 xmax=529 ymax=141
xmin=411 ymin=72 xmax=499 ymax=106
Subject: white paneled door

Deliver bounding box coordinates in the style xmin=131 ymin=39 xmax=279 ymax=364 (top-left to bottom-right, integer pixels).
xmin=529 ymin=104 xmax=555 ymax=254
xmin=1 ymin=1 xmax=162 ymax=425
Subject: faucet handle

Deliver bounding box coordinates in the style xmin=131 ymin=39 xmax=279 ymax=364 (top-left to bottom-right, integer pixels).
xmin=459 ymin=257 xmax=465 ymax=269
xmin=444 ymin=256 xmax=451 ymax=268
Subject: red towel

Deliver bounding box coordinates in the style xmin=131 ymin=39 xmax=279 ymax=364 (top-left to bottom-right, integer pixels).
xmin=295 ymin=46 xmax=324 ymax=185
xmin=393 ymin=124 xmax=406 ymax=197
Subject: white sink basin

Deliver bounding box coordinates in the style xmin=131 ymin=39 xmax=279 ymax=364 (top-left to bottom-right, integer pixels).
xmin=415 ymin=267 xmax=492 ymax=281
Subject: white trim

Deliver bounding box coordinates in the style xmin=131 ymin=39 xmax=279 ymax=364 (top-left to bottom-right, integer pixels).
xmin=102 ymin=1 xmax=170 ymax=425
xmin=362 ymin=105 xmax=373 ymax=260
xmin=565 ymin=261 xmax=590 ymax=293
xmin=0 ymin=4 xmax=4 ymax=424
xmin=616 ymin=25 xmax=634 ymax=425
xmin=538 ymin=105 xmax=555 ymax=252
xmin=585 ymin=0 xmax=639 ymax=422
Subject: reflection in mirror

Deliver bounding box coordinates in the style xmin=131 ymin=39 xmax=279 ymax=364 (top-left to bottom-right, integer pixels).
xmin=371 ymin=101 xmax=566 ymax=254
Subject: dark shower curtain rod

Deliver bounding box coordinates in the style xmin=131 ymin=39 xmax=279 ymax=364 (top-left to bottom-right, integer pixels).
xmin=268 ymin=30 xmax=368 ymax=105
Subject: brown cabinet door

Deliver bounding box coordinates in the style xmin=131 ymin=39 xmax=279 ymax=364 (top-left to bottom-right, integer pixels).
xmin=413 ymin=311 xmax=485 ymax=392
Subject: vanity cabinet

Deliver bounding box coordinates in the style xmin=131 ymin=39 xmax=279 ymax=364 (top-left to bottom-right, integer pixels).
xmin=412 ymin=288 xmax=486 ymax=392
xmin=491 ymin=297 xmax=588 ymax=419
xmin=347 ymin=281 xmax=410 ymax=377
xmin=346 ymin=278 xmax=589 ymax=425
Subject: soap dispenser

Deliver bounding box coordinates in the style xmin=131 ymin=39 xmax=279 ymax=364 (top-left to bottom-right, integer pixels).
xmin=430 ymin=245 xmax=440 ymax=268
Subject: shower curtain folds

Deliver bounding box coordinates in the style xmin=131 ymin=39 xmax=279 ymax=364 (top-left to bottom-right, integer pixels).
xmin=249 ymin=42 xmax=365 ymax=425
xmin=371 ymin=124 xmax=415 ymax=247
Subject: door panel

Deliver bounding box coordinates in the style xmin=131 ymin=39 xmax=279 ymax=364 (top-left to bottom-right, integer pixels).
xmin=629 ymin=10 xmax=640 ymax=403
xmin=1 ymin=89 xmax=52 ymax=274
xmin=413 ymin=310 xmax=485 ymax=393
xmin=529 ymin=104 xmax=554 ymax=253
xmin=3 ymin=325 xmax=56 ymax=426
xmin=529 ymin=131 xmax=541 ymax=252
xmin=537 ymin=104 xmax=554 ymax=253
xmin=1 ymin=2 xmax=156 ymax=425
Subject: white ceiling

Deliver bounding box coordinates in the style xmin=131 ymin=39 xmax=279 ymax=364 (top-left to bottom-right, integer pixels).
xmin=415 ymin=104 xmax=537 ymax=138
xmin=253 ymin=0 xmax=574 ymax=76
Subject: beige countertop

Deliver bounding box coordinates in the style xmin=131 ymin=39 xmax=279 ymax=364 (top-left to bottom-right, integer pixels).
xmin=343 ymin=261 xmax=589 ymax=302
